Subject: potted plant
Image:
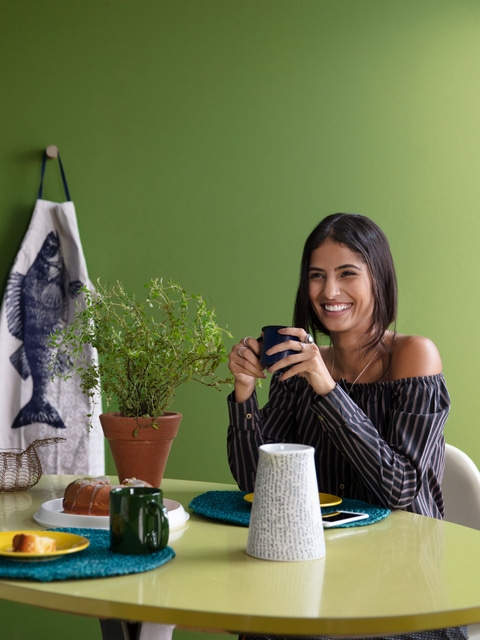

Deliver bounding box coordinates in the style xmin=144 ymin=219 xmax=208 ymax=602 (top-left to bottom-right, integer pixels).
xmin=50 ymin=278 xmax=232 ymax=486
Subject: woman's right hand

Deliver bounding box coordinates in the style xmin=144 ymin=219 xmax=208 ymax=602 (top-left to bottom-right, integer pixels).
xmin=228 ymin=336 xmax=266 ymax=403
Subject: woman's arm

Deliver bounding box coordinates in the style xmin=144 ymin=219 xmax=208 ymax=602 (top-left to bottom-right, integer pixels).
xmin=227 ymin=376 xmax=302 ymax=491
xmin=227 ymin=397 xmax=262 ymax=492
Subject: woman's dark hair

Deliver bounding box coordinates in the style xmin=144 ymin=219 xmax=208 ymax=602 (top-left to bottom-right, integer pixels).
xmin=293 ymin=213 xmax=397 ymax=351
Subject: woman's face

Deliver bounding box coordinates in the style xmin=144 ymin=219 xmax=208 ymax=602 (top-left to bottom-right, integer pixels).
xmin=308 ymin=239 xmax=375 ymax=337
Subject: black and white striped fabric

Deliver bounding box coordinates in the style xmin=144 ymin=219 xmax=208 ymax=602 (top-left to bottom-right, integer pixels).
xmin=227 ymin=373 xmax=448 ymax=519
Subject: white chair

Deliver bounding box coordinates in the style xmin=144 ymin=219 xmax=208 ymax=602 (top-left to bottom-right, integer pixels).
xmin=442 ymin=443 xmax=480 ymax=639
xmin=443 ymin=443 xmax=480 ymax=530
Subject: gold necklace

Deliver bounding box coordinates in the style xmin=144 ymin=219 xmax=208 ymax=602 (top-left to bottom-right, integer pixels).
xmin=330 ymin=347 xmax=380 ymax=393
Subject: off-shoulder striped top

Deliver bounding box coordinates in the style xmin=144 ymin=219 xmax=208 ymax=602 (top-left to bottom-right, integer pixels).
xmin=227 ymin=373 xmax=449 ymax=519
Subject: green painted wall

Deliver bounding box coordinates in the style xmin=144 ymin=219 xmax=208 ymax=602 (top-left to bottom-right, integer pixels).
xmin=1 ymin=1 xmax=480 ymax=638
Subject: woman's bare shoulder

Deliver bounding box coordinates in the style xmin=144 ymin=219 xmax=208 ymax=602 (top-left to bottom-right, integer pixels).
xmin=388 ymin=334 xmax=443 ymax=379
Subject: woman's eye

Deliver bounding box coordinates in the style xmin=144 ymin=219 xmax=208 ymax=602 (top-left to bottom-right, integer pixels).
xmin=340 ymin=270 xmax=356 ymax=278
xmin=308 ymin=272 xmax=324 ymax=280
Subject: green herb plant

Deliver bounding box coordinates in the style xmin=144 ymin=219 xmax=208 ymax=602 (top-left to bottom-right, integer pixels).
xmin=50 ymin=278 xmax=232 ymax=429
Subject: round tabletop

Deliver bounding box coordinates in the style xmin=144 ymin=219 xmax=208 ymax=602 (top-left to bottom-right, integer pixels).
xmin=1 ymin=475 xmax=480 ymax=636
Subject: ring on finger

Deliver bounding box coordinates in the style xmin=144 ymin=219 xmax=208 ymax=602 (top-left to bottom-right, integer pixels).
xmin=304 ymin=333 xmax=314 ymax=344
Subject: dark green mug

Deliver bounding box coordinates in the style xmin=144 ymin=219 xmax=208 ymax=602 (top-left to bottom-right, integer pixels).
xmin=110 ymin=487 xmax=169 ymax=555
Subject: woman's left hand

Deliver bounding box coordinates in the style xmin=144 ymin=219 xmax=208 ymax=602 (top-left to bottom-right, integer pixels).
xmin=266 ymin=327 xmax=336 ymax=396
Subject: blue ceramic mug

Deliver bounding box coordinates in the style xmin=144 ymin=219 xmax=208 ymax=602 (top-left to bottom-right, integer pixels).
xmin=260 ymin=325 xmax=300 ymax=368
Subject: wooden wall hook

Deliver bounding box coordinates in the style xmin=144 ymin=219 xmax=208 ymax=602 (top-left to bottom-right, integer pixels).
xmin=45 ymin=145 xmax=59 ymax=159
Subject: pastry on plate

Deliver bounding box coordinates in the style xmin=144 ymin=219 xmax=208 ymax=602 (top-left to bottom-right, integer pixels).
xmin=12 ymin=533 xmax=57 ymax=553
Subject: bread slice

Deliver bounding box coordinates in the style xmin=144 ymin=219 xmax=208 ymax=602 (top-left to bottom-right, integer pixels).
xmin=12 ymin=533 xmax=57 ymax=553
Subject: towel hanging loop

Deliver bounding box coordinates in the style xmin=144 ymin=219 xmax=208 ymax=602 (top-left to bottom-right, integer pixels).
xmin=38 ymin=148 xmax=71 ymax=201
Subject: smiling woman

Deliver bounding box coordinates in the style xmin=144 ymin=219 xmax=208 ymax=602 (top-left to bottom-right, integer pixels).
xmin=226 ymin=212 xmax=465 ymax=640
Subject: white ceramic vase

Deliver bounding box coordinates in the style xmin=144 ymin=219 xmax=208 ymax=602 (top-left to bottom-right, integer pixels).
xmin=246 ymin=443 xmax=326 ymax=561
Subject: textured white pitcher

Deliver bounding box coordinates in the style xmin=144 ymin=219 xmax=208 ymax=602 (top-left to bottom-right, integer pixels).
xmin=246 ymin=443 xmax=326 ymax=561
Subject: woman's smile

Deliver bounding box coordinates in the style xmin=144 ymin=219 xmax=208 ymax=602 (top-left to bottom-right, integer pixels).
xmin=323 ymin=303 xmax=353 ymax=313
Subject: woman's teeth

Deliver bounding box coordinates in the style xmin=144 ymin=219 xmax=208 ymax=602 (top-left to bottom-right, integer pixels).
xmin=324 ymin=304 xmax=351 ymax=312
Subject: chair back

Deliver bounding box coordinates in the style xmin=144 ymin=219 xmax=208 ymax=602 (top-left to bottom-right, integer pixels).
xmin=442 ymin=443 xmax=480 ymax=530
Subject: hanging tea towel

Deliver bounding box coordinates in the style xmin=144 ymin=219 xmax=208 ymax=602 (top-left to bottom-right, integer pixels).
xmin=0 ymin=151 xmax=104 ymax=475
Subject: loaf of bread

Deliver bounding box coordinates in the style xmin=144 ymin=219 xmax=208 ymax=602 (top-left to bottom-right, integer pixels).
xmin=12 ymin=533 xmax=57 ymax=553
xmin=63 ymin=476 xmax=153 ymax=516
xmin=62 ymin=476 xmax=112 ymax=516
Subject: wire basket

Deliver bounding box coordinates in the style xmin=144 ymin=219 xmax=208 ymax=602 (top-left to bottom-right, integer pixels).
xmin=0 ymin=437 xmax=66 ymax=492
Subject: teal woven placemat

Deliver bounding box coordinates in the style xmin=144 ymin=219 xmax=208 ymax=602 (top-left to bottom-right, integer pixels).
xmin=188 ymin=491 xmax=390 ymax=528
xmin=0 ymin=528 xmax=175 ymax=582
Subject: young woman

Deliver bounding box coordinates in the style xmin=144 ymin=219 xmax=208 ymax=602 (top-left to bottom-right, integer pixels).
xmin=227 ymin=213 xmax=465 ymax=640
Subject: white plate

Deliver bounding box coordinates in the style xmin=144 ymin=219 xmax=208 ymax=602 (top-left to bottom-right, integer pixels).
xmin=164 ymin=498 xmax=190 ymax=530
xmin=33 ymin=497 xmax=189 ymax=531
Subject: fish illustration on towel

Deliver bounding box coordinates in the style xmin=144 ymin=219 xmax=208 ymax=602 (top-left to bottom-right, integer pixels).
xmin=5 ymin=231 xmax=83 ymax=429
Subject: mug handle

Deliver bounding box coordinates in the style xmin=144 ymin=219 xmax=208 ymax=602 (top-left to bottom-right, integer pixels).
xmin=145 ymin=501 xmax=169 ymax=550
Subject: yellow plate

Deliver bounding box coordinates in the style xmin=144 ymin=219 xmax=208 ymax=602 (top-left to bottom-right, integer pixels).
xmin=243 ymin=492 xmax=342 ymax=508
xmin=0 ymin=530 xmax=90 ymax=562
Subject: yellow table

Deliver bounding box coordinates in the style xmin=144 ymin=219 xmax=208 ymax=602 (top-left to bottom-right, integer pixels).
xmin=1 ymin=475 xmax=480 ymax=638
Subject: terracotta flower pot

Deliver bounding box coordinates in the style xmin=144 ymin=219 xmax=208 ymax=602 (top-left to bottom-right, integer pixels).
xmin=100 ymin=412 xmax=182 ymax=487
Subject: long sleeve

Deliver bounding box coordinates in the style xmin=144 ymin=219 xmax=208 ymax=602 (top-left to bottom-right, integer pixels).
xmin=227 ymin=374 xmax=306 ymax=492
xmin=227 ymin=372 xmax=449 ymax=518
